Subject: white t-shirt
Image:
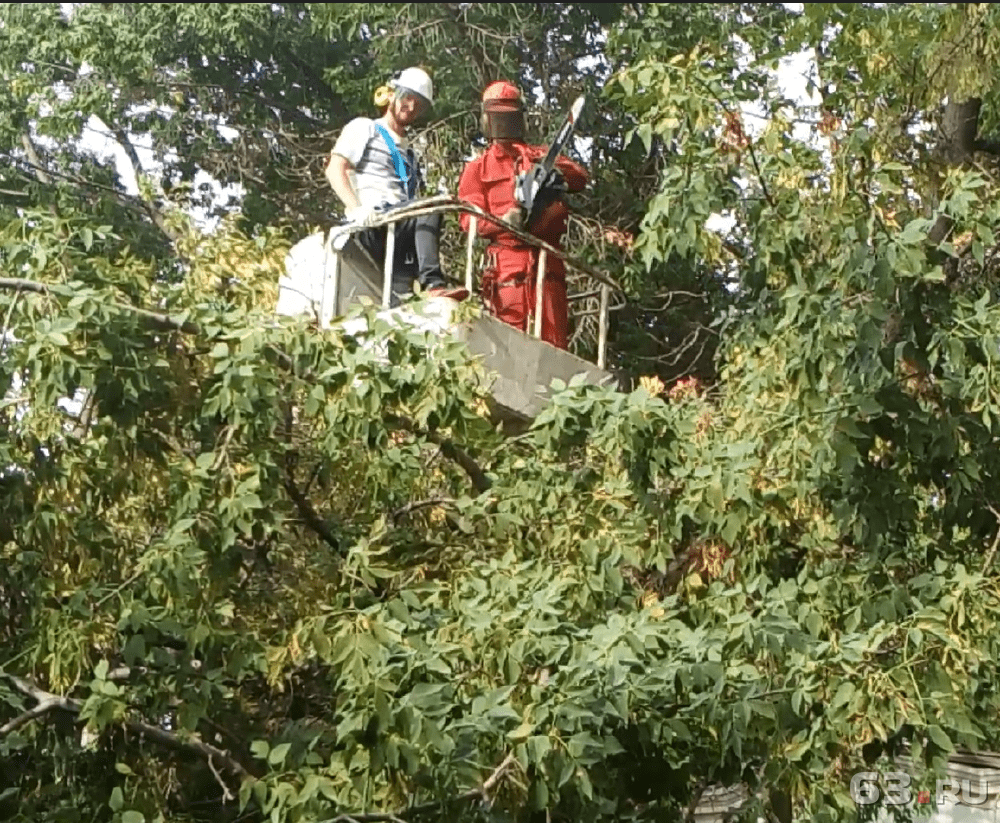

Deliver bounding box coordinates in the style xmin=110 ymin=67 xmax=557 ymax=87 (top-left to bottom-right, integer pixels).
xmin=331 ymin=117 xmax=415 ymax=208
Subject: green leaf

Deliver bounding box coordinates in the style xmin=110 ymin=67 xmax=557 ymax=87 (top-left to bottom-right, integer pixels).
xmin=527 ymin=734 xmax=551 ymax=763
xmin=507 ymin=722 xmax=534 ymax=741
xmin=831 ymin=682 xmax=855 ymax=709
xmin=239 ymin=778 xmax=254 ymax=812
xmin=927 ymin=725 xmax=953 ymax=752
xmin=857 ymin=396 xmax=881 ymax=417
xmin=268 ymin=742 xmax=291 ymax=766
xmin=721 ymin=512 xmax=741 ymax=545
xmin=528 ymin=775 xmax=550 ymax=809
xmin=635 ymin=122 xmax=653 ymax=152
xmin=121 ymin=812 xmax=145 ymax=823
xmin=705 ymin=482 xmax=724 ymax=511
xmin=109 ymin=787 xmax=124 ymax=811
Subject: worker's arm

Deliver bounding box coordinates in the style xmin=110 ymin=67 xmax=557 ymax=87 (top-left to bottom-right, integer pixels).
xmin=554 ymin=156 xmax=588 ymax=193
xmin=457 ymin=160 xmax=508 ymax=239
xmin=325 ymin=153 xmax=362 ymax=213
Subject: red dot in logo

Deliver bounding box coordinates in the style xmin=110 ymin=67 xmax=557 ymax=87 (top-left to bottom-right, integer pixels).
xmin=917 ymin=790 xmax=931 ymax=804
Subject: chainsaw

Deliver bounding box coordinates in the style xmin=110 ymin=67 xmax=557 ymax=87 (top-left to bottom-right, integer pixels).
xmin=514 ymin=95 xmax=585 ymax=225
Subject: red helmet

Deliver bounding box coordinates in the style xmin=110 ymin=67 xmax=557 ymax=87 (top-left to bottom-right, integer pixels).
xmin=483 ymin=81 xmax=523 ymax=110
xmin=482 ymin=80 xmax=524 ymax=139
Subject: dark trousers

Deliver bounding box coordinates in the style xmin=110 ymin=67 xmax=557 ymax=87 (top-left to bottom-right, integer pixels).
xmin=356 ymin=211 xmax=446 ymax=307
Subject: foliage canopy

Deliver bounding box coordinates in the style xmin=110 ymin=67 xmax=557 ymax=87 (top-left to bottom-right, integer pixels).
xmin=2 ymin=3 xmax=1000 ymax=823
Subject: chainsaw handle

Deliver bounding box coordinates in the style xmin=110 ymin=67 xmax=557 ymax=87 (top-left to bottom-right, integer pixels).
xmin=514 ymin=164 xmax=544 ymax=212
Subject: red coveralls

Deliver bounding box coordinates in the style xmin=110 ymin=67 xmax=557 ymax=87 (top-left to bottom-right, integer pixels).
xmin=457 ymin=142 xmax=588 ymax=349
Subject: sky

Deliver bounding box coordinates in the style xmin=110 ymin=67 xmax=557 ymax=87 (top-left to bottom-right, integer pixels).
xmin=80 ymin=113 xmax=244 ymax=229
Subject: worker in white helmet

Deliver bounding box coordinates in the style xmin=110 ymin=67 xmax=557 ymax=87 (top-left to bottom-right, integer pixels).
xmin=325 ymin=67 xmax=468 ymax=305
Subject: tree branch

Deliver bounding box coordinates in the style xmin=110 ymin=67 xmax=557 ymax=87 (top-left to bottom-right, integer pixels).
xmin=112 ymin=127 xmax=180 ymax=244
xmin=0 ymin=278 xmax=201 ymax=335
xmin=689 ymin=79 xmax=775 ymax=208
xmin=973 ymin=136 xmax=1000 ymax=156
xmin=684 ymin=780 xmax=709 ymax=823
xmin=983 ymin=504 xmax=1000 ymax=575
xmin=113 ymin=127 xmax=147 ymax=185
xmin=0 ymin=695 xmax=76 ymax=735
xmin=390 ymin=498 xmax=455 ymax=524
xmin=1 ymin=673 xmax=81 ymax=724
xmin=385 ymin=414 xmax=492 ymax=494
xmin=0 ymin=671 xmax=252 ymax=782
xmin=3 ymin=146 xmax=182 ymax=255
xmin=282 ymin=468 xmax=340 ymax=552
xmin=929 ymin=98 xmax=982 ymax=245
xmin=107 ymin=666 xmax=148 ymax=682
xmin=320 ymin=753 xmax=516 ymax=823
xmin=20 ymin=134 xmax=52 ymax=185
xmin=0 ymin=285 xmax=24 ymax=358
xmin=125 ymin=717 xmax=251 ymax=780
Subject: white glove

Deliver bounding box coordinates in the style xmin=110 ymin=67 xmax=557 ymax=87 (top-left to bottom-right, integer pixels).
xmin=346 ymin=205 xmax=378 ymax=227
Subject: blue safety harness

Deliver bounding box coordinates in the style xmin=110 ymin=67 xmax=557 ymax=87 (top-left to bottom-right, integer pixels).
xmin=373 ymin=122 xmax=418 ymax=200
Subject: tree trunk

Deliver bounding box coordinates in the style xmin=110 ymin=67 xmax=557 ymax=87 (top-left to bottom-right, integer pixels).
xmin=928 ymin=97 xmax=982 ymax=244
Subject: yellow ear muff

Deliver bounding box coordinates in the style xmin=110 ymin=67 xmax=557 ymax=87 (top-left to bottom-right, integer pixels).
xmin=373 ymin=85 xmax=393 ymax=109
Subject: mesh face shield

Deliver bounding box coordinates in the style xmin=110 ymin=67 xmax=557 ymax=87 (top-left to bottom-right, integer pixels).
xmin=483 ymin=103 xmax=525 ymax=141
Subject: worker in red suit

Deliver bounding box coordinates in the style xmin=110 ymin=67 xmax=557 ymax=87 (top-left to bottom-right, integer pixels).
xmin=457 ymin=81 xmax=588 ymax=349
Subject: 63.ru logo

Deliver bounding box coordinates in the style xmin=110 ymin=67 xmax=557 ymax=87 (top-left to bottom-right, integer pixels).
xmin=850 ymin=771 xmax=994 ymax=806
xmin=851 ymin=772 xmax=913 ymax=806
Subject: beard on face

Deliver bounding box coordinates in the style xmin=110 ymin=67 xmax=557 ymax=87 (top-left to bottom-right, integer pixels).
xmin=391 ymin=93 xmax=428 ymax=128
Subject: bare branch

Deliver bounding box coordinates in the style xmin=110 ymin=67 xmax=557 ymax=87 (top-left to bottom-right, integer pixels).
xmin=320 ymin=753 xmax=516 ymax=823
xmin=391 ymin=498 xmax=455 ymax=524
xmin=0 ymin=278 xmax=201 ymax=335
xmin=208 ymin=755 xmax=236 ymax=803
xmin=20 ymin=134 xmax=52 ymax=185
xmin=360 ymin=196 xmax=624 ymax=293
xmin=125 ymin=718 xmax=251 ymax=780
xmin=282 ymin=469 xmax=340 ymax=552
xmin=973 ymin=136 xmax=1000 ymax=156
xmin=0 ymin=671 xmax=252 ymax=783
xmin=983 ymin=504 xmax=1000 ymax=574
xmin=112 ymin=128 xmax=180 ymax=243
xmin=0 ymin=697 xmax=73 ymax=735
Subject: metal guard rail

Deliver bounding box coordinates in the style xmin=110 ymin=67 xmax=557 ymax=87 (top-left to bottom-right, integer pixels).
xmin=322 ymin=195 xmax=616 ymax=370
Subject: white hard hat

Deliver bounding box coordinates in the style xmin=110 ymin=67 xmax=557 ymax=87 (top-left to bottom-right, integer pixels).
xmin=392 ymin=67 xmax=433 ymax=106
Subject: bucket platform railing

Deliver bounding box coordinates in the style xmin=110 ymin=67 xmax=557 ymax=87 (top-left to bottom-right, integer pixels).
xmin=320 ymin=195 xmax=619 ymax=371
